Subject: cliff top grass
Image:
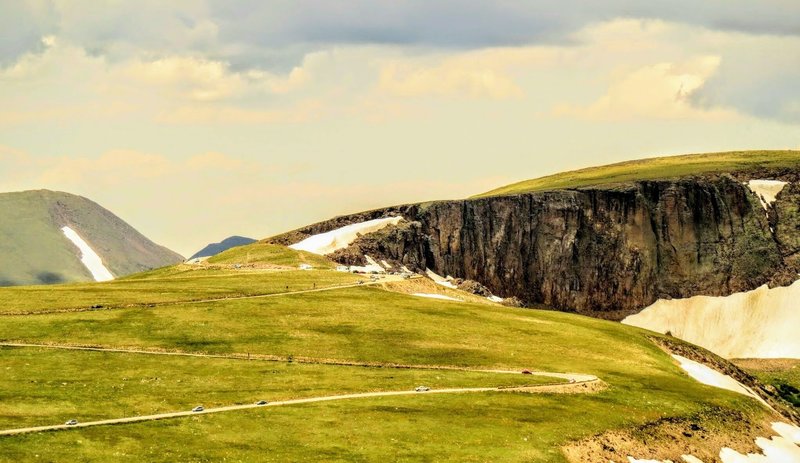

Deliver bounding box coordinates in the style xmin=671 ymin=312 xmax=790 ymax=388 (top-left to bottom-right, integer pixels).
xmin=475 ymin=150 xmax=800 ymax=198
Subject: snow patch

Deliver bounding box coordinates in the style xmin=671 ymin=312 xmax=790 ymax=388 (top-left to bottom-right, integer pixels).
xmin=411 ymin=293 xmax=463 ymax=302
xmin=623 ymin=281 xmax=800 ymax=359
xmin=380 ymin=259 xmax=392 ymax=269
xmin=347 ymin=255 xmax=386 ymax=274
xmin=425 ymin=269 xmax=457 ymax=288
xmin=61 ymin=226 xmax=114 ymax=282
xmin=671 ymin=355 xmax=766 ymax=406
xmin=289 ymin=217 xmax=403 ymax=255
xmin=747 ymin=179 xmax=787 ymax=210
xmin=298 ymin=263 xmax=313 ymax=270
xmin=487 ymin=295 xmax=504 ymax=303
xmin=624 ymin=423 xmax=800 ymax=463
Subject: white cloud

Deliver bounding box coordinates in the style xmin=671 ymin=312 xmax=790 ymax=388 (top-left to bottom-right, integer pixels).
xmin=552 ymin=56 xmax=738 ymax=121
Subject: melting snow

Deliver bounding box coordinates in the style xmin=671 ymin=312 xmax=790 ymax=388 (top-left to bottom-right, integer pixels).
xmin=624 ymin=423 xmax=800 ymax=463
xmin=487 ymin=295 xmax=503 ymax=303
xmin=425 ymin=269 xmax=457 ymax=288
xmin=747 ymin=179 xmax=787 ymax=210
xmin=289 ymin=217 xmax=403 ymax=255
xmin=61 ymin=226 xmax=114 ymax=282
xmin=671 ymin=355 xmax=766 ymax=406
xmin=411 ymin=293 xmax=463 ymax=302
xmin=623 ymin=281 xmax=800 ymax=359
xmin=347 ymin=255 xmax=386 ymax=273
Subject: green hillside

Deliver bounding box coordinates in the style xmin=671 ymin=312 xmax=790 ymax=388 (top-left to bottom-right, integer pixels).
xmin=208 ymin=241 xmax=335 ymax=268
xmin=0 ymin=190 xmax=183 ymax=286
xmin=475 ymin=150 xmax=800 ymax=198
xmin=0 ymin=263 xmax=779 ymax=461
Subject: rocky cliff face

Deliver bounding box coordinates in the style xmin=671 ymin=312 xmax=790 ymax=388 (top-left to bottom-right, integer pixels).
xmin=272 ymin=174 xmax=797 ymax=319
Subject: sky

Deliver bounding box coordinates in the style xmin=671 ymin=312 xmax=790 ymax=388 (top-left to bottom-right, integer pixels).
xmin=1 ymin=1 xmax=800 ymax=257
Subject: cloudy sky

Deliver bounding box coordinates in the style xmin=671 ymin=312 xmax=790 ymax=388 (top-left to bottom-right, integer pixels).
xmin=2 ymin=1 xmax=799 ymax=256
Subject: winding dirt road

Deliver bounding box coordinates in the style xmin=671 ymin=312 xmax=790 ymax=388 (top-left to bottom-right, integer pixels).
xmin=0 ymin=376 xmax=598 ymax=437
xmin=0 ymin=343 xmax=599 ymax=437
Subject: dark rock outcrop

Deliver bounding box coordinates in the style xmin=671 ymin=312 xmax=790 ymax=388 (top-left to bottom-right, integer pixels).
xmin=272 ymin=174 xmax=796 ymax=319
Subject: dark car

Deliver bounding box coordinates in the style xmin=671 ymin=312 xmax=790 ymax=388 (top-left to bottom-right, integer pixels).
xmin=414 ymin=386 xmax=430 ymax=392
xmin=255 ymin=400 xmax=268 ymax=406
xmin=521 ymin=369 xmax=532 ymax=375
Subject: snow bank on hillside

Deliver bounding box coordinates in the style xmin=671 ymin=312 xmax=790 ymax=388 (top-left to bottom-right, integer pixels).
xmin=672 ymin=355 xmax=764 ymax=404
xmin=347 ymin=255 xmax=386 ymax=273
xmin=425 ymin=269 xmax=457 ymax=288
xmin=622 ymin=281 xmax=800 ymax=359
xmin=411 ymin=293 xmax=463 ymax=302
xmin=747 ymin=179 xmax=787 ymax=210
xmin=61 ymin=226 xmax=114 ymax=282
xmin=621 ymin=357 xmax=800 ymax=462
xmin=289 ymin=217 xmax=403 ymax=255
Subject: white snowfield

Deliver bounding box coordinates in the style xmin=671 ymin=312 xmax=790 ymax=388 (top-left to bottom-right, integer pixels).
xmin=411 ymin=293 xmax=463 ymax=302
xmin=425 ymin=269 xmax=457 ymax=289
xmin=622 ymin=281 xmax=800 ymax=359
xmin=60 ymin=226 xmax=114 ymax=282
xmin=347 ymin=255 xmax=386 ymax=274
xmin=746 ymin=179 xmax=787 ymax=210
xmin=289 ymin=217 xmax=403 ymax=255
xmin=622 ymin=357 xmax=800 ymax=463
xmin=671 ymin=355 xmax=767 ymax=406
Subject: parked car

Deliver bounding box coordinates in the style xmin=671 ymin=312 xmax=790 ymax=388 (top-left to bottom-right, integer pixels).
xmin=255 ymin=400 xmax=268 ymax=405
xmin=414 ymin=386 xmax=430 ymax=392
xmin=64 ymin=419 xmax=78 ymax=426
xmin=192 ymin=406 xmax=204 ymax=412
xmin=521 ymin=369 xmax=532 ymax=375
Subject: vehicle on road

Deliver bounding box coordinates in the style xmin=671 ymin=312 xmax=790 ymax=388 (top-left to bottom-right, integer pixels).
xmin=414 ymin=386 xmax=430 ymax=392
xmin=64 ymin=419 xmax=78 ymax=426
xmin=521 ymin=369 xmax=532 ymax=375
xmin=255 ymin=400 xmax=268 ymax=405
xmin=192 ymin=406 xmax=204 ymax=412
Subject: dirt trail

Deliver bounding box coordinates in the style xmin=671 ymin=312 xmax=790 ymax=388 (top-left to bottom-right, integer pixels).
xmin=0 ymin=344 xmax=600 ymax=437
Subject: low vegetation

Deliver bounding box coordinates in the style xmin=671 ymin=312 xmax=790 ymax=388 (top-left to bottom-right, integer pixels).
xmin=0 ymin=265 xmax=773 ymax=462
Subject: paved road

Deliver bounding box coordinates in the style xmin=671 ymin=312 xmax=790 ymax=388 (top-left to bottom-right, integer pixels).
xmin=0 ymin=374 xmax=599 ymax=437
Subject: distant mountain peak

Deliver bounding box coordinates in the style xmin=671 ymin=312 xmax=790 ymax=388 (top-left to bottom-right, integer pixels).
xmin=189 ymin=236 xmax=257 ymax=260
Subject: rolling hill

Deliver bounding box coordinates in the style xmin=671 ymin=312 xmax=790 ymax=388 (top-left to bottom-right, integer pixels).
xmin=0 ymin=190 xmax=184 ymax=286
xmin=188 ymin=236 xmax=256 ymax=260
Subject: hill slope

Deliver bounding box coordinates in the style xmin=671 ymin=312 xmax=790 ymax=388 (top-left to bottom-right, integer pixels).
xmin=0 ymin=261 xmax=795 ymax=461
xmin=0 ymin=190 xmax=183 ymax=286
xmin=188 ymin=236 xmax=256 ymax=260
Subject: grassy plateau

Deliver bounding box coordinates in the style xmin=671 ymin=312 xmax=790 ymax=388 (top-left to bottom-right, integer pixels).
xmin=0 ymin=247 xmax=777 ymax=462
xmin=475 ymin=150 xmax=800 ymax=197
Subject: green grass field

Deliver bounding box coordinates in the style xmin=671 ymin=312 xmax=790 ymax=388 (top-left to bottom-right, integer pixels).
xmin=0 ymin=262 xmax=770 ymax=462
xmin=208 ymin=242 xmax=335 ymax=268
xmin=475 ymin=150 xmax=800 ymax=197
xmin=0 ymin=268 xmax=361 ymax=314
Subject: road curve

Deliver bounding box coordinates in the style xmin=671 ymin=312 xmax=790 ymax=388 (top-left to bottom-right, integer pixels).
xmin=0 ymin=376 xmax=599 ymax=437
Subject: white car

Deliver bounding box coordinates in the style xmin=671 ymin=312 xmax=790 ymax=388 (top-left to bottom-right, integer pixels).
xmin=414 ymin=386 xmax=430 ymax=392
xmin=192 ymin=406 xmax=204 ymax=412
xmin=65 ymin=419 xmax=78 ymax=426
